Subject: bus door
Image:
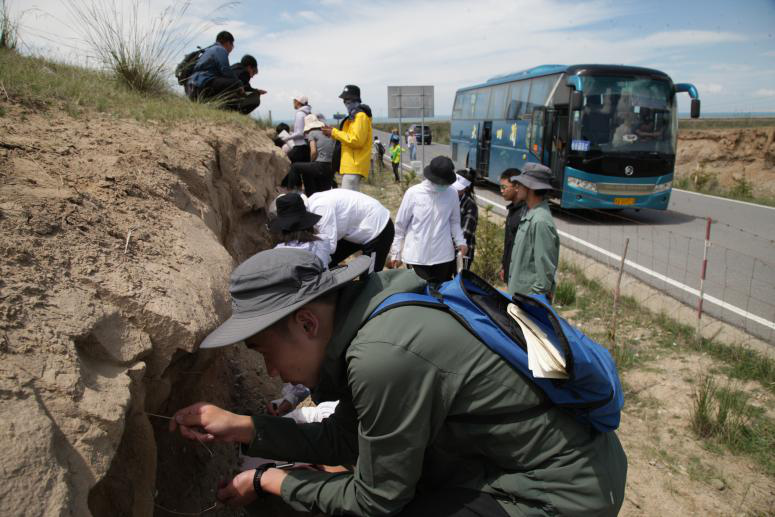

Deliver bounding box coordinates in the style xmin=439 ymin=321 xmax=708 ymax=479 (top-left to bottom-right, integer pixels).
xmin=477 ymin=121 xmax=493 ymax=178
xmin=528 ymin=108 xmax=545 ymax=163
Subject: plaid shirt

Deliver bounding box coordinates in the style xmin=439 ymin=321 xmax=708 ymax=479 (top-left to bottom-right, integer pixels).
xmin=459 ymin=191 xmax=478 ymax=268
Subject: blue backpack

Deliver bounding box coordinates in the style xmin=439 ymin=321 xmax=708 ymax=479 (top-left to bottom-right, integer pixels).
xmin=366 ymin=270 xmax=623 ymax=433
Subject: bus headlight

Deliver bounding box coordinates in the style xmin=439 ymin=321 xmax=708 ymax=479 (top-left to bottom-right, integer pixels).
xmin=567 ymin=177 xmax=597 ymax=192
xmin=653 ymin=180 xmax=672 ymax=193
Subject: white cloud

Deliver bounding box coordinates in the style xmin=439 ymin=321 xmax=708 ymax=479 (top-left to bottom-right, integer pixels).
xmin=754 ymin=89 xmax=775 ymax=97
xmin=634 ymin=30 xmax=745 ymax=48
xmin=695 ymin=83 xmax=724 ymax=94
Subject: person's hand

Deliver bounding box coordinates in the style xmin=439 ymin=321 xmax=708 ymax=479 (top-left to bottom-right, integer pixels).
xmin=266 ymin=400 xmax=293 ymax=416
xmin=498 ymin=269 xmax=505 ymax=282
xmin=321 ymin=126 xmax=333 ymax=137
xmin=457 ymin=244 xmax=469 ymax=258
xmin=216 ymin=469 xmax=257 ymax=507
xmin=386 ymin=259 xmax=401 ymax=269
xmin=169 ymin=402 xmax=254 ymax=444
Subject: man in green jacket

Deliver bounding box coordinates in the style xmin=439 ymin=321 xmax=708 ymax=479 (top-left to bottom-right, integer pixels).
xmin=507 ymin=163 xmax=560 ymax=300
xmin=170 ymin=248 xmax=626 ymax=516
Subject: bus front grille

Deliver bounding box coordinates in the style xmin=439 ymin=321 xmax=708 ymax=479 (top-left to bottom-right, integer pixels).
xmin=595 ymin=183 xmax=656 ymax=196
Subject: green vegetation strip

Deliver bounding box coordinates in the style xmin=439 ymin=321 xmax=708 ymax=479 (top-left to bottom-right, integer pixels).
xmin=0 ymin=48 xmax=267 ymax=128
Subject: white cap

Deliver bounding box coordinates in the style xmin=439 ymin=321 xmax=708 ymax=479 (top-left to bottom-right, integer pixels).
xmin=293 ymin=95 xmax=309 ymax=105
xmin=451 ymin=174 xmax=471 ymax=191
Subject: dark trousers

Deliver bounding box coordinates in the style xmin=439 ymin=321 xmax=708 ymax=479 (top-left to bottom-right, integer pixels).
xmin=391 ymin=161 xmax=400 ymax=181
xmin=409 ymin=259 xmax=457 ymax=283
xmin=288 ymin=161 xmax=334 ymax=197
xmin=329 ymin=219 xmax=395 ymax=272
xmin=396 ymin=488 xmax=509 ymax=517
xmin=287 ymin=144 xmax=311 ymax=164
xmin=197 ymin=78 xmax=261 ymax=114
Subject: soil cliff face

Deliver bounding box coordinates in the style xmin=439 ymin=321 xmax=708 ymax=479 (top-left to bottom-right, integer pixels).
xmin=0 ymin=104 xmax=287 ymax=516
xmin=676 ymin=127 xmax=775 ymax=196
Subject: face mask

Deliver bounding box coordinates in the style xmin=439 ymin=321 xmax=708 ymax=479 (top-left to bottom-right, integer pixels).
xmin=344 ymin=100 xmax=359 ymax=114
xmin=431 ymin=183 xmax=449 ymax=192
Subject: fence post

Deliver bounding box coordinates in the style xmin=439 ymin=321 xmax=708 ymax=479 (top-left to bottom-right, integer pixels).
xmin=611 ymin=238 xmax=630 ymax=347
xmin=696 ymin=217 xmax=712 ymax=340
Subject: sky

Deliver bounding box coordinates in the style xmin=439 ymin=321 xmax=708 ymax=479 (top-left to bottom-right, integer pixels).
xmin=12 ymin=0 xmax=775 ymax=121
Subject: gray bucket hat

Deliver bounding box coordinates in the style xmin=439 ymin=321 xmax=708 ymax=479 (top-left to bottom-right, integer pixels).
xmin=200 ymin=248 xmax=371 ymax=349
xmin=514 ymin=163 xmax=554 ymax=191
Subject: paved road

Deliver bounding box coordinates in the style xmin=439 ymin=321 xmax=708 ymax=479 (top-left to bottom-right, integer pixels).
xmin=374 ymin=129 xmax=775 ymax=342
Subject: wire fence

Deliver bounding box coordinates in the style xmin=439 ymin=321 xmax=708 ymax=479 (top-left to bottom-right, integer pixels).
xmin=473 ymin=191 xmax=775 ymax=345
xmin=549 ymin=204 xmax=775 ymax=345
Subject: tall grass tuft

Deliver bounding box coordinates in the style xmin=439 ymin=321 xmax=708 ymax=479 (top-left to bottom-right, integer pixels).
xmin=64 ymin=0 xmax=207 ymax=94
xmin=0 ymin=0 xmax=20 ymax=49
xmin=471 ymin=207 xmax=504 ymax=285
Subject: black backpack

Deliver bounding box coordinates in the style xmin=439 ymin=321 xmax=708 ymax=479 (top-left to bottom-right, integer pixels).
xmin=174 ymin=46 xmax=205 ymax=85
xmin=377 ymin=142 xmax=385 ymax=155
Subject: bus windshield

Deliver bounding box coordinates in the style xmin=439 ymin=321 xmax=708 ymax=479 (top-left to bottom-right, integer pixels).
xmin=572 ymin=75 xmax=676 ymax=155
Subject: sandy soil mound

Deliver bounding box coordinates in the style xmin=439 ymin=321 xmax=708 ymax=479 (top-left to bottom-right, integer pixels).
xmin=0 ymin=104 xmax=288 ymax=516
xmin=676 ymin=127 xmax=775 ymax=197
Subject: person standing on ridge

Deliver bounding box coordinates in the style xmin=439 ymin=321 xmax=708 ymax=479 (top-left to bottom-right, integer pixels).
xmin=322 ymin=84 xmax=372 ymax=191
xmin=283 ymin=96 xmax=313 ymax=163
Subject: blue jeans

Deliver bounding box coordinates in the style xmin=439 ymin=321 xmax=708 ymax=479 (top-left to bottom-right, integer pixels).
xmin=409 ymin=144 xmax=417 ymax=161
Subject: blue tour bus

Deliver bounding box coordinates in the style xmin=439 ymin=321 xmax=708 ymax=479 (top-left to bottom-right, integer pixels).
xmin=450 ymin=64 xmax=701 ymax=209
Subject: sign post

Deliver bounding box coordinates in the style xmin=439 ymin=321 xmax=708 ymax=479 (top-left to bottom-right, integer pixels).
xmin=388 ymin=85 xmax=434 ymax=174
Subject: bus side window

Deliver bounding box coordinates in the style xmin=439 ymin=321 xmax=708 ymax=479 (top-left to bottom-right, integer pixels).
xmin=507 ymin=82 xmax=528 ymax=119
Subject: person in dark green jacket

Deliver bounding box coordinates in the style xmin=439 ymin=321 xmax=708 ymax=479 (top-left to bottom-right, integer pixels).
xmin=507 ymin=163 xmax=560 ymax=300
xmin=169 ymin=248 xmax=627 ymax=516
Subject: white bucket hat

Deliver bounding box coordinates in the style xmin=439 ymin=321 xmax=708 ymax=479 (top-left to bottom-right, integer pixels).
xmin=451 ymin=174 xmax=472 ymax=192
xmin=293 ymin=95 xmax=309 ymax=105
xmin=303 ymin=113 xmax=324 ymax=133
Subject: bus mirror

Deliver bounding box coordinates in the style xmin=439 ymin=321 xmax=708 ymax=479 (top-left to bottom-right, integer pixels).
xmin=571 ymin=91 xmax=583 ymax=111
xmin=690 ymin=98 xmax=701 ymax=119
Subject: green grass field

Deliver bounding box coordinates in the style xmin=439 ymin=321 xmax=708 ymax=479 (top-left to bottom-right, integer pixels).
xmin=0 ymin=48 xmax=268 ymax=128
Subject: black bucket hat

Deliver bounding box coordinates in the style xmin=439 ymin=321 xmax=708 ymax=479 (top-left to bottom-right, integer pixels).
xmin=338 ymin=84 xmax=361 ymax=101
xmin=268 ymin=193 xmax=321 ymax=233
xmin=423 ymin=156 xmax=456 ymax=186
xmin=200 ymin=249 xmax=371 ymax=349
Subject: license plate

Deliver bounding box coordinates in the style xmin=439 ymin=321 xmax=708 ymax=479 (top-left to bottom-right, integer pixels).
xmin=613 ymin=197 xmax=635 ymax=206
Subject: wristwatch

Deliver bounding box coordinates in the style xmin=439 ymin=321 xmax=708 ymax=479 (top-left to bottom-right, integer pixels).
xmin=253 ymin=462 xmax=276 ymax=497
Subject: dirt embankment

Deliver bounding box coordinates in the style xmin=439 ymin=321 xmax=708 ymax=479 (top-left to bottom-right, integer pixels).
xmin=0 ymin=104 xmax=288 ymax=516
xmin=676 ymin=127 xmax=775 ymax=197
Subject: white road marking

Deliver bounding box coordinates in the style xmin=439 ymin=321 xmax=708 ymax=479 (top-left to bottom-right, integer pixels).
xmin=473 ymin=194 xmax=775 ymax=332
xmin=673 ymin=188 xmax=775 ymax=211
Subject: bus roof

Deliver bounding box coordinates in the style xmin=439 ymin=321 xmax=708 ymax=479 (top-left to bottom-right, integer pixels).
xmin=455 ymin=64 xmax=672 ymax=93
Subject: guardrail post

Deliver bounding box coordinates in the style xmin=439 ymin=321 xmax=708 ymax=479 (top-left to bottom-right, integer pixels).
xmin=611 ymin=238 xmax=630 ymax=348
xmin=696 ymin=217 xmax=712 ymax=340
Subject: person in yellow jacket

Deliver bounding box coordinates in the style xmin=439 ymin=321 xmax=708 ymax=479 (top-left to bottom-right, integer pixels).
xmin=322 ymin=84 xmax=372 ymax=191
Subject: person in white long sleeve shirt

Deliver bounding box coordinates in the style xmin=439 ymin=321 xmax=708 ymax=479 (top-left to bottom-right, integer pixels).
xmin=284 ymin=95 xmax=312 ymax=163
xmin=307 ymin=189 xmax=394 ymax=271
xmin=388 ymin=156 xmax=468 ymax=283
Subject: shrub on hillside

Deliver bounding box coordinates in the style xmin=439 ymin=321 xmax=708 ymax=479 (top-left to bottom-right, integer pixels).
xmin=1 ymin=0 xmax=20 ymax=49
xmin=65 ymin=0 xmax=209 ymax=94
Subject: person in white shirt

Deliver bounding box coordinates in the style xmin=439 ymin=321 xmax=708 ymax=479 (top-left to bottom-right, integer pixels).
xmin=388 ymin=156 xmax=468 ymax=283
xmin=307 ymin=189 xmax=394 ymax=272
xmin=269 ymin=193 xmax=330 ymax=268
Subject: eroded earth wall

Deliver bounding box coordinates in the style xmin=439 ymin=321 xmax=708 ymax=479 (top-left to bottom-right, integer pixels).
xmin=0 ymin=105 xmax=286 ymax=516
